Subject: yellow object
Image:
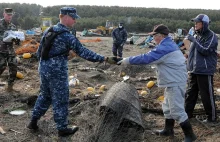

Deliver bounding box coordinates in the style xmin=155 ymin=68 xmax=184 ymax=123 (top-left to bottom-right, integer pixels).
xmin=140 ymin=90 xmax=148 ymax=96
xmin=22 ymin=53 xmax=32 ymax=59
xmin=87 ymin=87 xmax=95 ymax=92
xmin=96 ymin=21 xmax=116 ymax=36
xmin=99 ymin=85 xmax=106 ymax=91
xmin=157 ymin=96 xmax=164 ymax=102
xmin=16 ymin=72 xmax=24 ymax=79
xmin=41 ymin=17 xmax=52 ymax=32
xmin=120 ymin=72 xmax=126 ymax=77
xmin=147 ymin=81 xmax=155 ymax=88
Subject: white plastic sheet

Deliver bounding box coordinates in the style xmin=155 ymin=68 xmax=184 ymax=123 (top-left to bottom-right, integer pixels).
xmin=3 ymin=30 xmax=25 ymax=42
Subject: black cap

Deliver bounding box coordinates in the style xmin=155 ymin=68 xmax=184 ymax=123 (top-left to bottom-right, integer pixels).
xmin=148 ymin=24 xmax=170 ymax=35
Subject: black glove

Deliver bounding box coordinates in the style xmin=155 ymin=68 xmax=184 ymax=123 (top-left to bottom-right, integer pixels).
xmin=12 ymin=37 xmax=20 ymax=45
xmin=31 ymin=52 xmax=39 ymax=60
xmin=106 ymin=56 xmax=123 ymax=64
xmin=185 ymin=34 xmax=196 ymax=42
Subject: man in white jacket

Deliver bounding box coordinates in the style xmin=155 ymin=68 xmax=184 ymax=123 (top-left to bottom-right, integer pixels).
xmin=118 ymin=24 xmax=196 ymax=142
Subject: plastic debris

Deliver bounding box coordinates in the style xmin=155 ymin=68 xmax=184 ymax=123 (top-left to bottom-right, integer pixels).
xmin=9 ymin=110 xmax=26 ymax=115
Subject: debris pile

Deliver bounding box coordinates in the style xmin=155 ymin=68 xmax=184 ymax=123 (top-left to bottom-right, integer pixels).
xmin=15 ymin=37 xmax=40 ymax=55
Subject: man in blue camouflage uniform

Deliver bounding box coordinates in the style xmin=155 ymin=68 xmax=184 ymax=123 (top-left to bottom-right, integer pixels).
xmin=27 ymin=7 xmax=118 ymax=137
xmin=112 ymin=23 xmax=127 ymax=57
xmin=0 ymin=8 xmax=18 ymax=92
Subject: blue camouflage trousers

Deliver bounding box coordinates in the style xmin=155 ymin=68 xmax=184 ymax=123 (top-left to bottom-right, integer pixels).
xmin=112 ymin=43 xmax=123 ymax=57
xmin=31 ymin=60 xmax=69 ymax=130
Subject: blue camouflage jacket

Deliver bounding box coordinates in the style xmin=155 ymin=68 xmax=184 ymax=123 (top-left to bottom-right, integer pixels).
xmin=187 ymin=21 xmax=218 ymax=75
xmin=37 ymin=23 xmax=105 ymax=62
xmin=112 ymin=27 xmax=127 ymax=45
xmin=37 ymin=23 xmax=105 ymax=75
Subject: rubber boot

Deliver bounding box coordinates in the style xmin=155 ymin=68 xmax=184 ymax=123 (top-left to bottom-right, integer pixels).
xmin=155 ymin=119 xmax=175 ymax=136
xmin=58 ymin=126 xmax=79 ymax=137
xmin=27 ymin=119 xmax=39 ymax=130
xmin=180 ymin=119 xmax=197 ymax=142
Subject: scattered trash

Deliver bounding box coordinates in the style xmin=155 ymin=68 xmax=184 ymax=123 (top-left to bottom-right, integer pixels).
xmin=69 ymin=74 xmax=79 ymax=87
xmin=15 ymin=39 xmax=40 ymax=55
xmin=99 ymin=85 xmax=107 ymax=91
xmin=9 ymin=129 xmax=23 ymax=134
xmin=146 ymin=81 xmax=155 ymax=89
xmin=22 ymin=53 xmax=32 ymax=59
xmin=80 ymin=38 xmax=101 ymax=43
xmin=151 ymin=66 xmax=156 ymax=69
xmin=87 ymin=87 xmax=95 ymax=92
xmin=122 ymin=75 xmax=130 ymax=82
xmin=0 ymin=82 xmax=7 ymax=89
xmin=157 ymin=96 xmax=164 ymax=102
xmin=9 ymin=110 xmax=26 ymax=115
xmin=0 ymin=126 xmax=6 ymax=135
xmin=69 ymin=98 xmax=80 ymax=104
xmin=140 ymin=90 xmax=148 ymax=96
xmin=16 ymin=72 xmax=24 ymax=79
xmin=138 ymin=76 xmax=157 ymax=81
xmin=119 ymin=71 xmax=126 ymax=77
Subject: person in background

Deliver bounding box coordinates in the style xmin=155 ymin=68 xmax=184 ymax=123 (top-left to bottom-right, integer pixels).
xmin=188 ymin=27 xmax=195 ymax=36
xmin=0 ymin=8 xmax=18 ymax=92
xmin=118 ymin=24 xmax=197 ymax=142
xmin=185 ymin=14 xmax=218 ymax=123
xmin=112 ymin=22 xmax=127 ymax=57
xmin=27 ymin=7 xmax=118 ymax=137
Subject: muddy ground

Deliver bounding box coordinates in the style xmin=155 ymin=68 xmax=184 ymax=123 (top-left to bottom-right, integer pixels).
xmin=1 ymin=36 xmax=220 ymax=142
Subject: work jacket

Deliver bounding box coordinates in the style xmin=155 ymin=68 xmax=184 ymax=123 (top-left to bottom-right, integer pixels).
xmin=187 ymin=21 xmax=218 ymax=75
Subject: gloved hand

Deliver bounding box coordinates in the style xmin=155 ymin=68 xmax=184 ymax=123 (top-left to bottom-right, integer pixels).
xmin=12 ymin=37 xmax=20 ymax=45
xmin=185 ymin=34 xmax=196 ymax=42
xmin=117 ymin=58 xmax=129 ymax=65
xmin=106 ymin=56 xmax=123 ymax=64
xmin=31 ymin=52 xmax=38 ymax=60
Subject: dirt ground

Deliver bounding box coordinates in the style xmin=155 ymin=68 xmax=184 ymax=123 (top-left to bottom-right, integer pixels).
xmin=1 ymin=35 xmax=220 ymax=142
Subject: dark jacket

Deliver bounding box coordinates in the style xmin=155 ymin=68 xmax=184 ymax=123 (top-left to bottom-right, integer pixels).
xmin=112 ymin=27 xmax=127 ymax=45
xmin=187 ymin=21 xmax=218 ymax=75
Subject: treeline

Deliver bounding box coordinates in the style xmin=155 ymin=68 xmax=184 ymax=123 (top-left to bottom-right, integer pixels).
xmin=1 ymin=3 xmax=220 ymax=33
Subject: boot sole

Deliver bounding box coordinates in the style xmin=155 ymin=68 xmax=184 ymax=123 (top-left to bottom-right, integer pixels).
xmin=58 ymin=127 xmax=79 ymax=137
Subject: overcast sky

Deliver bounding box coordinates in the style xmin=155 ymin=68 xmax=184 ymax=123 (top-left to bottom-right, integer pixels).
xmin=1 ymin=0 xmax=219 ymax=10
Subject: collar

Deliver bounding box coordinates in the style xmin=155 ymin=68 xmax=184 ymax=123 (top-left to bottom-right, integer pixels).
xmin=2 ymin=19 xmax=11 ymax=26
xmin=56 ymin=22 xmax=70 ymax=31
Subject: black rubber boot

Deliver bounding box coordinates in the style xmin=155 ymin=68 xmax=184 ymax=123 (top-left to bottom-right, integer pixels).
xmin=155 ymin=119 xmax=175 ymax=136
xmin=58 ymin=126 xmax=79 ymax=137
xmin=180 ymin=119 xmax=197 ymax=142
xmin=27 ymin=119 xmax=39 ymax=130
